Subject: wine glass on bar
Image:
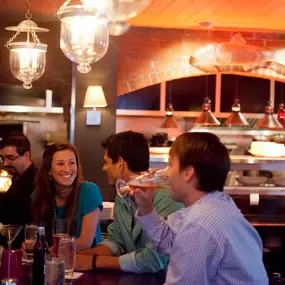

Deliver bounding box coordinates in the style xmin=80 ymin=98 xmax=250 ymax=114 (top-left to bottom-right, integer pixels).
xmin=0 ymin=224 xmax=23 ymax=250
xmin=116 ymin=168 xmax=169 ymax=198
xmin=52 ymin=219 xmax=70 ymax=257
xmin=24 ymin=224 xmax=38 ymax=260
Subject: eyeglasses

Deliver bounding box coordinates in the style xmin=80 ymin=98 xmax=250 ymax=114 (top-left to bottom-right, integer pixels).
xmin=0 ymin=154 xmax=21 ymax=163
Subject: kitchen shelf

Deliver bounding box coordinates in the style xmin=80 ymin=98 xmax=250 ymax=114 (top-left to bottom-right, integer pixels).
xmin=225 ymin=186 xmax=285 ymax=196
xmin=150 ymin=154 xmax=285 ymax=164
xmin=190 ymin=127 xmax=285 ymax=136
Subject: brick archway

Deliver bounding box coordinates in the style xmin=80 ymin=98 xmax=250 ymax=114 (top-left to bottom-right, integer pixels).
xmin=117 ymin=27 xmax=285 ymax=96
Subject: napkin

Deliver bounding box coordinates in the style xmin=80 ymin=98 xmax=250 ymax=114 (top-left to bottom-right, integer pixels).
xmin=65 ymin=272 xmax=83 ymax=280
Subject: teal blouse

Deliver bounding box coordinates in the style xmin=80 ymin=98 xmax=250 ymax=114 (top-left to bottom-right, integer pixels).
xmin=55 ymin=181 xmax=103 ymax=247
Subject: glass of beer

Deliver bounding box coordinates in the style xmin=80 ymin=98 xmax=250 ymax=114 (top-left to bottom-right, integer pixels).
xmin=52 ymin=219 xmax=70 ymax=257
xmin=116 ymin=168 xmax=169 ymax=198
xmin=58 ymin=236 xmax=76 ymax=278
xmin=24 ymin=224 xmax=38 ymax=260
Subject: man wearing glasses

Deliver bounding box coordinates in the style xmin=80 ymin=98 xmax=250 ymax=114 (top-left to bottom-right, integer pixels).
xmin=0 ymin=132 xmax=38 ymax=248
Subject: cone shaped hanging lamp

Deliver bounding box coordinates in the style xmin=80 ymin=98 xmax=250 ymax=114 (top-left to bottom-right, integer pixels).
xmin=194 ymin=97 xmax=220 ymax=126
xmin=224 ymin=98 xmax=249 ymax=126
xmin=255 ymin=101 xmax=283 ymax=129
xmin=158 ymin=103 xmax=181 ymax=129
xmin=158 ymin=81 xmax=181 ymax=129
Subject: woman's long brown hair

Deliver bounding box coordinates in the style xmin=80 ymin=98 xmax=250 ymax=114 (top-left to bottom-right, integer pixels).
xmin=32 ymin=143 xmax=84 ymax=245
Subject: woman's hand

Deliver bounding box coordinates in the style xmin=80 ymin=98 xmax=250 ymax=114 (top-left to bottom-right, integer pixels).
xmin=131 ymin=189 xmax=154 ymax=216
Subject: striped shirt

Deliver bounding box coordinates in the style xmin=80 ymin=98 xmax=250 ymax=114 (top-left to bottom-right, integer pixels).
xmin=137 ymin=191 xmax=269 ymax=285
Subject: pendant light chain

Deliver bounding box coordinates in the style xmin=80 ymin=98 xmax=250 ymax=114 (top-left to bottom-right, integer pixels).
xmin=25 ymin=0 xmax=32 ymax=20
xmin=58 ymin=0 xmax=71 ymax=16
xmin=4 ymin=30 xmax=20 ymax=48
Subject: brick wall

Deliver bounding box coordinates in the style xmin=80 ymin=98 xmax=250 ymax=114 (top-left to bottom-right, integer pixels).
xmin=117 ymin=27 xmax=285 ymax=96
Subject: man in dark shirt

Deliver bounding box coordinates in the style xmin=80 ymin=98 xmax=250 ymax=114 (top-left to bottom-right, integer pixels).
xmin=0 ymin=133 xmax=38 ymax=248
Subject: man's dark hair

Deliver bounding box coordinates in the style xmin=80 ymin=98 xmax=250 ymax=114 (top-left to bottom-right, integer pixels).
xmin=101 ymin=131 xmax=149 ymax=172
xmin=0 ymin=132 xmax=31 ymax=155
xmin=170 ymin=132 xmax=230 ymax=193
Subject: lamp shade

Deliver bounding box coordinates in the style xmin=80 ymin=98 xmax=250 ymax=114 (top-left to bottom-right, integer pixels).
xmin=157 ymin=103 xmax=181 ymax=129
xmin=194 ymin=97 xmax=220 ymax=126
xmin=224 ymin=98 xmax=249 ymax=127
xmin=84 ymin=86 xmax=107 ymax=107
xmin=255 ymin=101 xmax=283 ymax=129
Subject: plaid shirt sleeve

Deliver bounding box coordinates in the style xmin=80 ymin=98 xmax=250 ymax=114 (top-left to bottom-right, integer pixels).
xmin=136 ymin=208 xmax=182 ymax=256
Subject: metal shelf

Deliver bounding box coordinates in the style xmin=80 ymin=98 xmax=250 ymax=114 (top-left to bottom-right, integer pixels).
xmin=225 ymin=186 xmax=285 ymax=196
xmin=150 ymin=154 xmax=285 ymax=164
xmin=190 ymin=127 xmax=285 ymax=136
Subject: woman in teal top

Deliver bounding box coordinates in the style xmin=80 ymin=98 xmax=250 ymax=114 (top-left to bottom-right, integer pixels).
xmin=55 ymin=181 xmax=102 ymax=247
xmin=32 ymin=143 xmax=103 ymax=250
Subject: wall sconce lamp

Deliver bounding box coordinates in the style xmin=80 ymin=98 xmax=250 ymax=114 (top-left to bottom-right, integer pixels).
xmin=84 ymin=86 xmax=107 ymax=125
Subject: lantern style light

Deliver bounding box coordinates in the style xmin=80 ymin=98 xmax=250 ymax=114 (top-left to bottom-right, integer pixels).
xmin=58 ymin=2 xmax=109 ymax=74
xmin=81 ymin=0 xmax=152 ymax=21
xmin=109 ymin=21 xmax=130 ymax=36
xmin=5 ymin=1 xmax=49 ymax=89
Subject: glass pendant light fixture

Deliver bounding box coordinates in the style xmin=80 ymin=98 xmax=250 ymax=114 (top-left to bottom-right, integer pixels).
xmin=224 ymin=76 xmax=249 ymax=127
xmin=109 ymin=21 xmax=130 ymax=36
xmin=57 ymin=1 xmax=109 ymax=73
xmin=81 ymin=0 xmax=152 ymax=22
xmin=255 ymin=101 xmax=283 ymax=129
xmin=157 ymin=82 xmax=181 ymax=129
xmin=194 ymin=75 xmax=220 ymax=126
xmin=5 ymin=0 xmax=49 ymax=89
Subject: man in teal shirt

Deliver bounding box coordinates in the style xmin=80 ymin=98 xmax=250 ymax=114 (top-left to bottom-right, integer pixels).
xmin=75 ymin=131 xmax=183 ymax=273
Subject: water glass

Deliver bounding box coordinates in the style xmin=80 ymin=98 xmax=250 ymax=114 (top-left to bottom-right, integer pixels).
xmin=58 ymin=236 xmax=76 ymax=277
xmin=24 ymin=224 xmax=38 ymax=260
xmin=44 ymin=256 xmax=65 ymax=285
xmin=52 ymin=219 xmax=70 ymax=257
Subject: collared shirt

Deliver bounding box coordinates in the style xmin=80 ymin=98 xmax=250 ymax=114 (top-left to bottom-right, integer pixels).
xmin=0 ymin=163 xmax=38 ymax=248
xmin=137 ymin=191 xmax=269 ymax=285
xmin=100 ymin=188 xmax=183 ymax=273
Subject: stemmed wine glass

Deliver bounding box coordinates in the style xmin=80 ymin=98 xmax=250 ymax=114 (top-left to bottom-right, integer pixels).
xmin=0 ymin=224 xmax=23 ymax=250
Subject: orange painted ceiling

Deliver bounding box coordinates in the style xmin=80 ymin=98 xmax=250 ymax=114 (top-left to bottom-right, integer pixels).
xmin=129 ymin=0 xmax=285 ymax=32
xmin=1 ymin=0 xmax=285 ymax=31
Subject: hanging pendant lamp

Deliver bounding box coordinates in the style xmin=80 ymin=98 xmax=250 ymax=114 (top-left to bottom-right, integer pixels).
xmin=158 ymin=103 xmax=181 ymax=129
xmin=5 ymin=0 xmax=49 ymax=89
xmin=277 ymin=83 xmax=285 ymax=127
xmin=194 ymin=97 xmax=220 ymax=126
xmin=277 ymin=103 xmax=285 ymax=128
xmin=157 ymin=82 xmax=181 ymax=129
xmin=224 ymin=98 xmax=249 ymax=126
xmin=57 ymin=1 xmax=109 ymax=74
xmin=194 ymin=75 xmax=220 ymax=126
xmin=224 ymin=77 xmax=249 ymax=127
xmin=255 ymin=101 xmax=283 ymax=129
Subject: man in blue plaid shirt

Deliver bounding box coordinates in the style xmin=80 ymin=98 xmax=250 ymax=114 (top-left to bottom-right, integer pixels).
xmin=135 ymin=132 xmax=268 ymax=285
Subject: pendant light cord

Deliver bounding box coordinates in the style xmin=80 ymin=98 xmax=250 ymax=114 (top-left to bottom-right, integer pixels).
xmin=169 ymin=81 xmax=172 ymax=104
xmin=235 ymin=76 xmax=238 ymax=99
xmin=206 ymin=75 xmax=209 ymax=99
xmin=25 ymin=0 xmax=32 ymax=20
xmin=281 ymin=82 xmax=284 ymax=103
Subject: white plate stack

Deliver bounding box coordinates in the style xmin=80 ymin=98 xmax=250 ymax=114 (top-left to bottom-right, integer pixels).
xmin=100 ymin=202 xmax=114 ymax=220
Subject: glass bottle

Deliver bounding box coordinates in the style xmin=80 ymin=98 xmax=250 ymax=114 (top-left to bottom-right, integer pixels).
xmin=32 ymin=224 xmax=49 ymax=285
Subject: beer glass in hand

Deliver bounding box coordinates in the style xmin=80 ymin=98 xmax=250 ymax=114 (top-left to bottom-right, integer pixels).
xmin=116 ymin=168 xmax=169 ymax=198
